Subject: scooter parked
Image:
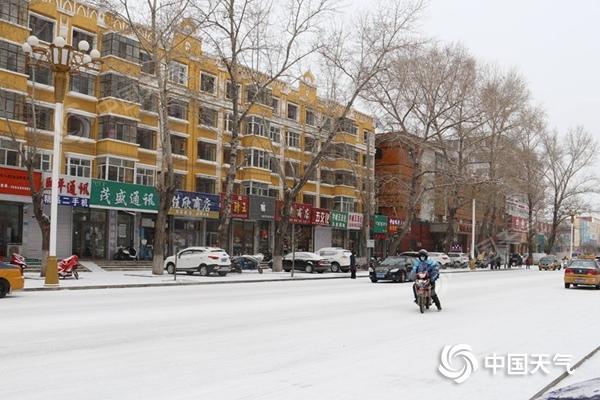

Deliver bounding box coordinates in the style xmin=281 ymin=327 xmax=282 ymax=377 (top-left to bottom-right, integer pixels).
xmin=10 ymin=253 xmax=28 ymax=273
xmin=58 ymin=255 xmax=80 ymax=280
xmin=113 ymin=246 xmax=137 ymax=261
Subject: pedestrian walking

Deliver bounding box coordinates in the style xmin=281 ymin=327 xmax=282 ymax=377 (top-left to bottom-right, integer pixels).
xmin=350 ymin=251 xmax=357 ymax=279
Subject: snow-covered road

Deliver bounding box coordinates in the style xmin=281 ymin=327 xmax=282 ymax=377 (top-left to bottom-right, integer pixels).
xmin=2 ymin=269 xmax=599 ymax=400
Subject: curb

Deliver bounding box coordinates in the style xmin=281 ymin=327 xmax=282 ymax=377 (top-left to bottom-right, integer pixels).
xmin=21 ymin=266 xmax=524 ymax=292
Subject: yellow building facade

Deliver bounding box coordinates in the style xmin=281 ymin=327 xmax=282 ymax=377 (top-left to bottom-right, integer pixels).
xmin=0 ymin=0 xmax=374 ymax=260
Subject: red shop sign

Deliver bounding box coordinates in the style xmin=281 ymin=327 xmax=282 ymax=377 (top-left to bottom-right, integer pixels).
xmin=311 ymin=208 xmax=331 ymax=226
xmin=276 ymin=201 xmax=312 ymax=225
xmin=388 ymin=217 xmax=402 ymax=234
xmin=221 ymin=194 xmax=249 ymax=219
xmin=0 ymin=167 xmax=41 ymax=197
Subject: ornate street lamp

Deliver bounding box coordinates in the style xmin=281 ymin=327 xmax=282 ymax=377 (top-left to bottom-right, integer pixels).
xmin=22 ymin=35 xmax=101 ymax=286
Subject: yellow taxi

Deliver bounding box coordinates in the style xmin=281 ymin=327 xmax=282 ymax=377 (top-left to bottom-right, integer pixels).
xmin=0 ymin=262 xmax=25 ymax=298
xmin=564 ymin=259 xmax=600 ymax=289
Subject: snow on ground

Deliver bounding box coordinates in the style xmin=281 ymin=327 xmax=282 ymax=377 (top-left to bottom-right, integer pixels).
xmin=1 ymin=269 xmax=599 ymax=400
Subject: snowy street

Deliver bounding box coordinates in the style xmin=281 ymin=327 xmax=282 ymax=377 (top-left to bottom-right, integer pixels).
xmin=2 ymin=269 xmax=599 ymax=400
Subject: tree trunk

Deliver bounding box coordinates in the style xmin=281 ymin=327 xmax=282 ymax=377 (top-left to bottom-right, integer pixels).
xmin=152 ymin=192 xmax=169 ymax=275
xmin=272 ymin=191 xmax=293 ymax=272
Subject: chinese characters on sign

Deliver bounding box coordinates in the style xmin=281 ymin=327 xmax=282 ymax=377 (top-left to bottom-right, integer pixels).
xmin=221 ymin=194 xmax=249 ymax=219
xmin=388 ymin=217 xmax=402 ymax=234
xmin=330 ymin=210 xmax=348 ymax=229
xmin=373 ymin=215 xmax=388 ymax=234
xmin=90 ymin=180 xmax=158 ymax=212
xmin=0 ymin=167 xmax=41 ymax=197
xmin=169 ymin=191 xmax=220 ymax=218
xmin=347 ymin=212 xmax=363 ymax=230
xmin=275 ymin=202 xmax=313 ymax=224
xmin=311 ymin=208 xmax=331 ymax=226
xmin=43 ymin=174 xmax=90 ymax=207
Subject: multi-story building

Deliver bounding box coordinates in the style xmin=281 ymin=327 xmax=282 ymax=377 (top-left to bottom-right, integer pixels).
xmin=0 ymin=0 xmax=374 ymax=260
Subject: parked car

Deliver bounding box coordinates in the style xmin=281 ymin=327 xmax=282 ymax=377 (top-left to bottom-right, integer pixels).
xmin=231 ymin=255 xmax=262 ymax=272
xmin=448 ymin=252 xmax=469 ymax=268
xmin=538 ymin=255 xmax=560 ymax=271
xmin=0 ymin=261 xmax=24 ymax=298
xmin=315 ymin=247 xmax=352 ymax=272
xmin=369 ymin=255 xmax=419 ymax=283
xmin=428 ymin=252 xmax=452 ymax=269
xmin=282 ymin=252 xmax=330 ymax=273
xmin=509 ymin=253 xmax=524 ymax=266
xmin=564 ymin=259 xmax=600 ymax=289
xmin=164 ymin=247 xmax=231 ymax=276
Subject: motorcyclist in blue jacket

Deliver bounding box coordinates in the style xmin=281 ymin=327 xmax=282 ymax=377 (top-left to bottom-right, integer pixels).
xmin=412 ymin=249 xmax=442 ymax=310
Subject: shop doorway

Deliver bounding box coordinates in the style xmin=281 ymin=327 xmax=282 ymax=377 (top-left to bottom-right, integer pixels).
xmin=72 ymin=209 xmax=107 ymax=259
xmin=0 ymin=202 xmax=22 ymax=258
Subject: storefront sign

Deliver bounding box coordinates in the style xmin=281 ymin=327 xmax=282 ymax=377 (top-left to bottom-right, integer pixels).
xmin=249 ymin=195 xmax=276 ymax=220
xmin=43 ymin=174 xmax=91 ymax=207
xmin=388 ymin=217 xmax=402 ymax=234
xmin=373 ymin=215 xmax=388 ymax=234
xmin=330 ymin=210 xmax=348 ymax=229
xmin=90 ymin=179 xmax=158 ymax=212
xmin=169 ymin=190 xmax=220 ymax=219
xmin=311 ymin=208 xmax=331 ymax=226
xmin=276 ymin=201 xmax=312 ymax=225
xmin=347 ymin=212 xmax=363 ymax=230
xmin=221 ymin=194 xmax=249 ymax=219
xmin=0 ymin=167 xmax=41 ymax=197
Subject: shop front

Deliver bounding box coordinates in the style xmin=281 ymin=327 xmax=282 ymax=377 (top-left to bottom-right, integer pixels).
xmin=373 ymin=214 xmax=388 ymax=258
xmin=276 ymin=202 xmax=314 ymax=252
xmin=169 ymin=190 xmax=220 ymax=254
xmin=0 ymin=167 xmax=41 ymax=259
xmin=249 ymin=195 xmax=276 ymax=255
xmin=311 ymin=207 xmax=331 ymax=250
xmin=228 ymin=194 xmax=251 ymax=255
xmin=89 ymin=179 xmax=158 ymax=260
xmin=330 ymin=210 xmax=349 ymax=248
xmin=347 ymin=212 xmax=363 ymax=255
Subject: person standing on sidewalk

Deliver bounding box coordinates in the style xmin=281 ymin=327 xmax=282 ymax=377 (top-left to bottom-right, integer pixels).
xmin=350 ymin=251 xmax=357 ymax=279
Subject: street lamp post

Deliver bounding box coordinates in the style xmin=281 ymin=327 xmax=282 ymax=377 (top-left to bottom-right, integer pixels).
xmin=22 ymin=35 xmax=100 ymax=287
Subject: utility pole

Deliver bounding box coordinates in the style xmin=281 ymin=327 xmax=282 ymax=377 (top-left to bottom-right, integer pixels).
xmin=471 ymin=198 xmax=476 ymax=260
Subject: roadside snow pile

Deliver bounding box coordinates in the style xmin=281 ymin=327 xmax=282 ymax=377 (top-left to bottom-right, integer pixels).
xmin=540 ymin=378 xmax=600 ymax=400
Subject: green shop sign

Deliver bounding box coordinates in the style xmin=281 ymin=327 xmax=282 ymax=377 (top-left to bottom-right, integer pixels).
xmin=90 ymin=179 xmax=158 ymax=212
xmin=373 ymin=215 xmax=388 ymax=234
xmin=330 ymin=210 xmax=348 ymax=229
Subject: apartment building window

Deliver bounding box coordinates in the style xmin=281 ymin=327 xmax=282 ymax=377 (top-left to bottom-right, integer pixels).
xmin=269 ymin=124 xmax=281 ymax=143
xmin=286 ymin=130 xmax=300 ymax=148
xmin=27 ymin=64 xmax=52 ymax=86
xmin=136 ymin=167 xmax=155 ymax=186
xmin=136 ymin=128 xmax=155 ymax=150
xmin=268 ymin=188 xmax=279 ymax=198
xmin=198 ymin=106 xmax=218 ymax=128
xmin=305 ymin=167 xmax=317 ymax=182
xmin=97 ymin=157 xmax=135 ymax=183
xmin=0 ymin=40 xmax=25 ymax=73
xmin=26 ymin=104 xmax=53 ymax=131
xmin=28 ymin=152 xmax=52 ymax=172
xmin=174 ymin=173 xmax=186 ymax=190
xmin=269 ymin=156 xmax=280 ymax=173
xmin=67 ymin=157 xmax=91 ymax=177
xmin=303 ymin=194 xmax=316 ymax=206
xmin=200 ymin=72 xmax=216 ymax=94
xmin=242 ymin=181 xmax=269 ymax=197
xmin=168 ymin=61 xmax=188 ymax=86
xmin=66 ymin=114 xmax=92 ymax=138
xmin=196 ymin=177 xmax=216 ymax=193
xmin=271 ymin=96 xmax=280 ymax=115
xmin=287 ymin=102 xmax=298 ymax=121
xmin=98 ymin=116 xmax=137 ymax=143
xmin=0 ymin=90 xmax=25 ymax=121
xmin=70 ymin=72 xmax=95 ymax=96
xmin=245 ymin=149 xmax=269 ymax=169
xmin=320 ymin=196 xmax=333 ymax=209
xmin=338 ymin=117 xmax=357 ymax=135
xmin=168 ymin=99 xmax=187 ymax=120
xmin=0 ymin=138 xmax=19 ymax=166
xmin=321 ymin=169 xmax=334 ymax=185
xmin=224 ymin=112 xmax=234 ymax=133
xmin=102 ymin=32 xmax=140 ymax=63
xmin=363 ymin=130 xmax=371 ymax=143
xmin=244 ymin=116 xmax=267 ymax=137
xmin=72 ymin=28 xmax=95 ymax=49
xmin=246 ymin=84 xmax=272 ymax=106
xmin=171 ymin=135 xmax=187 ymax=156
xmin=100 ymin=73 xmax=139 ymax=102
xmin=29 ymin=14 xmax=54 ymax=43
xmin=226 ymin=81 xmax=240 ymax=100
xmin=222 ymin=146 xmax=231 ymax=165
xmin=285 ymin=161 xmax=299 ymax=177
xmin=335 ymin=170 xmax=356 ymax=187
xmin=304 ymin=136 xmax=316 ymax=152
xmin=305 ymin=109 xmax=316 ymax=126
xmin=139 ymin=51 xmax=155 ymax=74
xmin=139 ymin=88 xmax=158 ymax=112
xmin=0 ymin=0 xmax=28 ymax=26
xmin=197 ymin=141 xmax=216 ymax=161
xmin=334 ymin=196 xmax=355 ymax=213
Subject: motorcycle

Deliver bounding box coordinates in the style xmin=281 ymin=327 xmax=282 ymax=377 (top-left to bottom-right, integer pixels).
xmin=113 ymin=246 xmax=137 ymax=261
xmin=10 ymin=253 xmax=28 ymax=273
xmin=58 ymin=255 xmax=80 ymax=280
xmin=231 ymin=255 xmax=264 ymax=274
xmin=415 ymin=270 xmax=433 ymax=314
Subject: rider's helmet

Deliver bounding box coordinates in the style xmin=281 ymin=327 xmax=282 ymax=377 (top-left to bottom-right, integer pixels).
xmin=418 ymin=249 xmax=428 ymax=261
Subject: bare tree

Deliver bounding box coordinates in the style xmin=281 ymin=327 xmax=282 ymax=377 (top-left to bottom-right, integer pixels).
xmin=193 ymin=0 xmax=333 ymax=251
xmin=542 ymin=127 xmax=598 ymax=253
xmin=100 ymin=0 xmax=195 ymax=274
xmin=1 ymin=69 xmax=50 ymax=275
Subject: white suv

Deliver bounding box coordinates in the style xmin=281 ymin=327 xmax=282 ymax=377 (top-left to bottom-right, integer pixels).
xmin=164 ymin=247 xmax=231 ymax=276
xmin=447 ymin=252 xmax=469 ymax=268
xmin=428 ymin=252 xmax=452 ymax=269
xmin=315 ymin=247 xmax=352 ymax=272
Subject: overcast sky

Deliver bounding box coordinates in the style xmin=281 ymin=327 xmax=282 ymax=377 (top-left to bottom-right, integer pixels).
xmin=418 ymin=0 xmax=600 ymax=138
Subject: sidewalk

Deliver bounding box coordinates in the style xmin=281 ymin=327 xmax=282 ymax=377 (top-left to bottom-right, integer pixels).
xmin=20 ymin=265 xmax=523 ymax=292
